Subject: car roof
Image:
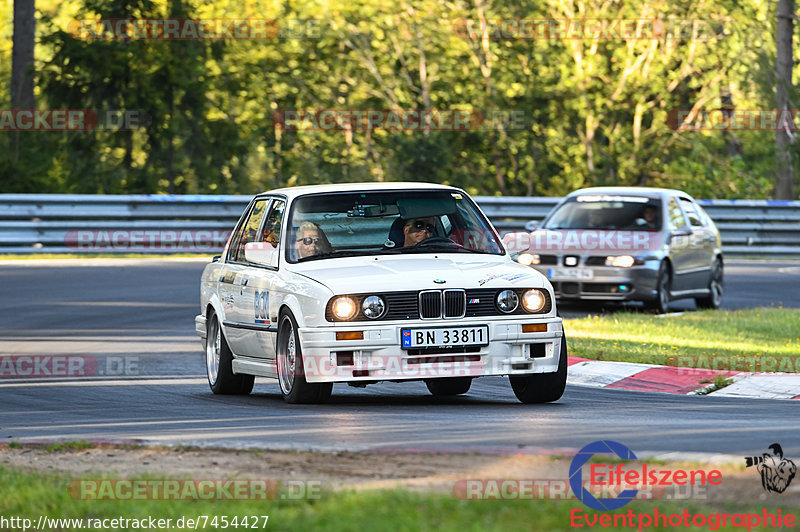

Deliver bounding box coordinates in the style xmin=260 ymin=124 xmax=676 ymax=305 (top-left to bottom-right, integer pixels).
xmin=258 ymin=182 xmax=463 ymax=201
xmin=565 ymin=186 xmax=690 ymax=199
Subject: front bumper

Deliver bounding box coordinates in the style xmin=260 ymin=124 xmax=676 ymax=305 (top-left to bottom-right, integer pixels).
xmin=535 ymin=264 xmax=659 ymax=302
xmin=297 ymin=316 xmax=564 ymax=383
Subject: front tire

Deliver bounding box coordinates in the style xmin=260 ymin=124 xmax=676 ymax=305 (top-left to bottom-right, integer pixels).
xmin=509 ymin=335 xmax=568 ymax=404
xmin=276 ymin=311 xmax=332 ymax=404
xmin=650 ymin=261 xmax=671 ymax=314
xmin=206 ymin=313 xmax=254 ymax=395
xmin=695 ymin=258 xmax=723 ymax=309
xmin=425 ymin=377 xmax=472 ymax=396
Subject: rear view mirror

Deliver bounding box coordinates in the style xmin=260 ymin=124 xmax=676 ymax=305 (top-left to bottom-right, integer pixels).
xmin=244 ymin=242 xmax=278 ymax=267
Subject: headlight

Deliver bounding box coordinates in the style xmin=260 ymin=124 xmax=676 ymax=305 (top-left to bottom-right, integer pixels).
xmin=517 ymin=253 xmax=540 ymax=266
xmin=605 ymin=255 xmax=636 ymax=268
xmin=331 ymin=296 xmax=358 ymax=320
xmin=362 ymin=295 xmax=385 ymax=319
xmin=521 ymin=289 xmax=547 ymax=313
xmin=496 ymin=289 xmax=519 ymax=313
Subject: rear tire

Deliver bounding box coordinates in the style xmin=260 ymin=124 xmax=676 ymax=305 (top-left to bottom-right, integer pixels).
xmin=509 ymin=335 xmax=567 ymax=404
xmin=276 ymin=311 xmax=332 ymax=404
xmin=695 ymin=258 xmax=723 ymax=309
xmin=206 ymin=313 xmax=255 ymax=395
xmin=425 ymin=377 xmax=472 ymax=396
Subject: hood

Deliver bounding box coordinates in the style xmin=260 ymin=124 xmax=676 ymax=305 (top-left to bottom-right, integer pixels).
xmin=526 ymin=228 xmax=665 ymax=256
xmin=288 ymin=254 xmax=548 ymax=294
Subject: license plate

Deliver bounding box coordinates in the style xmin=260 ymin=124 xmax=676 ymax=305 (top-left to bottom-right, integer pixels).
xmin=401 ymin=326 xmax=489 ymax=349
xmin=547 ymin=267 xmax=594 ymax=280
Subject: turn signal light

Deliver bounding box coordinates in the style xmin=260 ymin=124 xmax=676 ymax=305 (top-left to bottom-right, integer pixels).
xmin=336 ymin=331 xmax=364 ymax=341
xmin=522 ymin=323 xmax=547 ymax=333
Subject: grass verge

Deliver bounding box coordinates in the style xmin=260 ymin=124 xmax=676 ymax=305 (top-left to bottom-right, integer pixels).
xmin=0 ymin=466 xmax=795 ymax=531
xmin=564 ymin=308 xmax=800 ymax=372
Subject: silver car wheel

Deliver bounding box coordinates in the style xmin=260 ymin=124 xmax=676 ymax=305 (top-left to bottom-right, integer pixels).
xmin=278 ymin=320 xmax=296 ymax=395
xmin=709 ymin=262 xmax=723 ymax=306
xmin=206 ymin=318 xmax=221 ymax=385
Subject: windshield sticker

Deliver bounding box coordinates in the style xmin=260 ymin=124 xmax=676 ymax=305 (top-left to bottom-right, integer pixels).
xmin=576 ymin=195 xmax=650 ymax=203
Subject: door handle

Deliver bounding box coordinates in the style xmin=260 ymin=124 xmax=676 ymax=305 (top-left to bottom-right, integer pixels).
xmin=241 ymin=278 xmax=248 ymax=286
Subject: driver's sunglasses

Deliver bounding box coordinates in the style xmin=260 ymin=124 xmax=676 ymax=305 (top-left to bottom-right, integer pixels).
xmin=411 ymin=221 xmax=435 ymax=233
xmin=297 ymin=237 xmax=320 ymax=245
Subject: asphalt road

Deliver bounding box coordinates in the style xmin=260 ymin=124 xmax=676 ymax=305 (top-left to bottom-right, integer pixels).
xmin=1 ymin=259 xmax=799 ymax=456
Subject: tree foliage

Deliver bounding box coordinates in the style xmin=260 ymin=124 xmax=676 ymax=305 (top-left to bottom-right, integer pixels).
xmin=0 ymin=0 xmax=797 ymax=198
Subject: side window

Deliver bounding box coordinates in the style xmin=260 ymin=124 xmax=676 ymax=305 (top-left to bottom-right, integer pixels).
xmin=229 ymin=199 xmax=268 ymax=262
xmin=258 ymin=200 xmax=286 ymax=251
xmin=667 ymin=198 xmax=685 ymax=231
xmin=680 ymin=198 xmax=705 ymax=228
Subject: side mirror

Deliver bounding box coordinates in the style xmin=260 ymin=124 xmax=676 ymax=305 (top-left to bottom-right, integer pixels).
xmin=502 ymin=231 xmax=531 ymax=254
xmin=244 ymin=242 xmax=278 ymax=267
xmin=672 ymin=225 xmax=692 ymax=237
xmin=524 ymin=220 xmax=540 ymax=231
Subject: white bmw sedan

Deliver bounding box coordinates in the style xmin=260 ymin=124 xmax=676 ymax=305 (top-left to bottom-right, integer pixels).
xmin=195 ymin=183 xmax=566 ymax=404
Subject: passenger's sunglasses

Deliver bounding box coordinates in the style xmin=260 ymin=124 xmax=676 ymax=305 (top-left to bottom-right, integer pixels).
xmin=411 ymin=221 xmax=435 ymax=233
xmin=297 ymin=237 xmax=320 ymax=245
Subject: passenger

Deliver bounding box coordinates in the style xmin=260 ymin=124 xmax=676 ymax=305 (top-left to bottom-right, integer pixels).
xmin=635 ymin=205 xmax=660 ymax=229
xmin=402 ymin=217 xmax=436 ymax=247
xmin=294 ymin=222 xmax=332 ymax=259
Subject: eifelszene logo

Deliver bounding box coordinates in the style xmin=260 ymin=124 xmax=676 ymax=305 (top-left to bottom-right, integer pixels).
xmin=744 ymin=443 xmax=797 ymax=494
xmin=569 ymin=440 xmax=722 ymax=512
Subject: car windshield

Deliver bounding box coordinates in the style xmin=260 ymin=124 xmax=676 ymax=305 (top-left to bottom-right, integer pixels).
xmin=286 ymin=190 xmax=503 ymax=263
xmin=543 ymin=195 xmax=663 ymax=231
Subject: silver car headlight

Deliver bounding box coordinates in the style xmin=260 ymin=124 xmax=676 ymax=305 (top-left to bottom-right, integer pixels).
xmin=605 ymin=255 xmax=636 ymax=268
xmin=517 ymin=253 xmax=540 ymax=266
xmin=496 ymin=289 xmax=519 ymax=313
xmin=521 ymin=289 xmax=547 ymax=313
xmin=362 ymin=295 xmax=386 ymax=319
xmin=331 ymin=296 xmax=358 ymax=321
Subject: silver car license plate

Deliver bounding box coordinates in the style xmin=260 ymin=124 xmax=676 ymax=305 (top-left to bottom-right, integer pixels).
xmin=547 ymin=267 xmax=594 ymax=280
xmin=401 ymin=326 xmax=489 ymax=349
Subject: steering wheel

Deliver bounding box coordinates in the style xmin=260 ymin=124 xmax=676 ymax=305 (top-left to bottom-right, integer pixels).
xmin=414 ymin=236 xmax=466 ymax=249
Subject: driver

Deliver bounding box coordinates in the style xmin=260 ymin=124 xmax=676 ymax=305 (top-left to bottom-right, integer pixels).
xmin=294 ymin=221 xmax=332 ymax=259
xmin=402 ymin=217 xmax=436 ymax=247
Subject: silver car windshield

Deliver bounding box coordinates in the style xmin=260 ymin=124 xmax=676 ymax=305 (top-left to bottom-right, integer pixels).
xmin=286 ymin=190 xmax=503 ymax=263
xmin=544 ymin=195 xmax=663 ymax=231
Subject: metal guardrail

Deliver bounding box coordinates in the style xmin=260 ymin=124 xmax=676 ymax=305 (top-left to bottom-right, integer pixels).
xmin=1 ymin=194 xmax=798 ymax=258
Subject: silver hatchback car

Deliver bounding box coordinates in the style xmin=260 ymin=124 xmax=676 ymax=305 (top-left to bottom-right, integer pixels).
xmin=517 ymin=187 xmax=723 ymax=312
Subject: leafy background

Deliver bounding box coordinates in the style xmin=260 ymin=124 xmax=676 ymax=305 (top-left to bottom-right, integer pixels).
xmin=0 ymin=0 xmax=793 ymax=198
